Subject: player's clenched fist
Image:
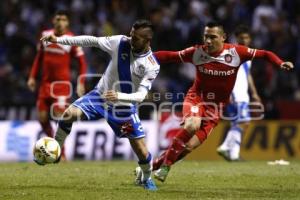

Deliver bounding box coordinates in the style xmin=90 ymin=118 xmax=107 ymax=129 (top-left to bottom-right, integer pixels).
xmin=27 ymin=77 xmax=37 ymax=92
xmin=103 ymin=90 xmax=118 ymax=102
xmin=280 ymin=62 xmax=294 ymax=70
xmin=40 ymin=34 xmax=58 ymax=43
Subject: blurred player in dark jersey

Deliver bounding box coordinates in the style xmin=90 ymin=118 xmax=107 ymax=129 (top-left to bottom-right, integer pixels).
xmin=27 ymin=10 xmax=87 ymax=151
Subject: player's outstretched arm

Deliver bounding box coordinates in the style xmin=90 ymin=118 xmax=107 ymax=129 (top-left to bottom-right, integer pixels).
xmin=254 ymin=50 xmax=294 ymax=70
xmin=237 ymin=45 xmax=294 ymax=71
xmin=154 ymin=47 xmax=195 ymax=64
xmin=154 ymin=51 xmax=182 ymax=64
xmin=41 ymin=34 xmax=100 ymax=47
xmin=40 ymin=34 xmax=58 ymax=43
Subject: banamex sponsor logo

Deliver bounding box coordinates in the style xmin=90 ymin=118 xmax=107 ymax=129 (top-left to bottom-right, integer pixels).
xmin=198 ymin=66 xmax=235 ymax=76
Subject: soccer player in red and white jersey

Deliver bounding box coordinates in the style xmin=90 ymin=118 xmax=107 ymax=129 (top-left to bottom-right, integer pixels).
xmin=149 ymin=22 xmax=293 ymax=182
xmin=27 ymin=10 xmax=87 ymax=141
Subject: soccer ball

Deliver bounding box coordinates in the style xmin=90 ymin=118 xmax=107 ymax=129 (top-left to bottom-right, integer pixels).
xmin=33 ymin=137 xmax=61 ymax=165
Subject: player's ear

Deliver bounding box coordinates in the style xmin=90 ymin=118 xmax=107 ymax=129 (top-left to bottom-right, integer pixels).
xmin=222 ymin=33 xmax=227 ymax=42
xmin=129 ymin=28 xmax=134 ymax=37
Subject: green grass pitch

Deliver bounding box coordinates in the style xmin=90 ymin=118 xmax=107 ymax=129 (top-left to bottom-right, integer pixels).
xmin=0 ymin=161 xmax=299 ymax=200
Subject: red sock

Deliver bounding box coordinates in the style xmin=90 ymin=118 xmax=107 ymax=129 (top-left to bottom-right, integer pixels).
xmin=152 ymin=152 xmax=166 ymax=171
xmin=153 ymin=147 xmax=192 ymax=170
xmin=177 ymin=148 xmax=192 ymax=161
xmin=163 ymin=129 xmax=192 ymax=166
xmin=40 ymin=121 xmax=54 ymax=138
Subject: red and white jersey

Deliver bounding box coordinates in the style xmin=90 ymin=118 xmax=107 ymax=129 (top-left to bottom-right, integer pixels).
xmin=29 ymin=29 xmax=87 ymax=83
xmin=155 ymin=43 xmax=283 ymax=104
xmin=178 ymin=44 xmax=257 ymax=103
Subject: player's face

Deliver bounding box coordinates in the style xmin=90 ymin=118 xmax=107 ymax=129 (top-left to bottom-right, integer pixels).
xmin=203 ymin=27 xmax=226 ymax=54
xmin=130 ymin=28 xmax=151 ymax=53
xmin=53 ymin=15 xmax=69 ymax=34
xmin=236 ymin=33 xmax=251 ymax=47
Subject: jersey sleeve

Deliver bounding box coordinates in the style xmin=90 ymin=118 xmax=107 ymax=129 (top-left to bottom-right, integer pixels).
xmin=236 ymin=45 xmax=283 ymax=67
xmin=57 ymin=35 xmax=123 ymax=55
xmin=178 ymin=46 xmax=196 ymax=63
xmin=253 ymin=49 xmax=283 ymax=66
xmin=140 ymin=64 xmax=160 ymax=91
xmin=96 ymin=35 xmax=123 ymax=55
xmin=235 ymin=45 xmax=257 ymax=63
xmin=117 ymin=86 xmax=148 ymax=103
xmin=154 ymin=46 xmax=195 ymax=64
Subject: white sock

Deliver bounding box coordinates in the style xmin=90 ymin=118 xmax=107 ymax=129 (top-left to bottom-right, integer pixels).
xmin=139 ymin=162 xmax=152 ymax=182
xmin=219 ymin=129 xmax=234 ymax=150
xmin=55 ymin=127 xmax=68 ymax=148
xmin=228 ymin=127 xmax=242 ymax=160
xmin=138 ymin=153 xmax=152 ymax=182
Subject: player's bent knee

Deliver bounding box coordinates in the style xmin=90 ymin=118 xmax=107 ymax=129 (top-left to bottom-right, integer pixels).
xmin=184 ymin=117 xmax=202 ymax=134
xmin=61 ymin=109 xmax=72 ymax=122
xmin=62 ymin=105 xmax=84 ymax=122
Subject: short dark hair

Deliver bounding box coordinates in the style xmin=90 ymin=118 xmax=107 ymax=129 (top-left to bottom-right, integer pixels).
xmin=54 ymin=10 xmax=70 ymax=19
xmin=205 ymin=21 xmax=224 ymax=32
xmin=234 ymin=25 xmax=251 ymax=36
xmin=133 ymin=19 xmax=154 ymax=31
xmin=133 ymin=19 xmax=154 ymax=39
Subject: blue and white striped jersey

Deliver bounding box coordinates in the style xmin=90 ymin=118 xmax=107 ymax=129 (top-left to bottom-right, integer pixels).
xmin=94 ymin=35 xmax=160 ymax=95
xmin=57 ymin=35 xmax=160 ymax=106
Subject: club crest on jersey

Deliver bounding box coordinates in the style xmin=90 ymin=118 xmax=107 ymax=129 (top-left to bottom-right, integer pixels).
xmin=134 ymin=65 xmax=146 ymax=78
xmin=191 ymin=106 xmax=199 ymax=113
xmin=224 ymin=54 xmax=232 ymax=63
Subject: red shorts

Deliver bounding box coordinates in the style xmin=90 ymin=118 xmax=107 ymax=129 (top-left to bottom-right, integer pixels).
xmin=37 ymin=82 xmax=71 ymax=114
xmin=182 ymin=90 xmax=223 ymax=143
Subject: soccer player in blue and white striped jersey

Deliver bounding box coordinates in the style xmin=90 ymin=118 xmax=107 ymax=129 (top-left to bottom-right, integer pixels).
xmin=41 ymin=20 xmax=160 ymax=191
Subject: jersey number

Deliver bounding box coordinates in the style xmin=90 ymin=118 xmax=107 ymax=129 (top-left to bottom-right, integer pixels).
xmin=207 ymin=92 xmax=215 ymax=100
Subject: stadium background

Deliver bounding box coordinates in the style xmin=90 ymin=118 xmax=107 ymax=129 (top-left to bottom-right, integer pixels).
xmin=1 ymin=0 xmax=300 ymax=161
